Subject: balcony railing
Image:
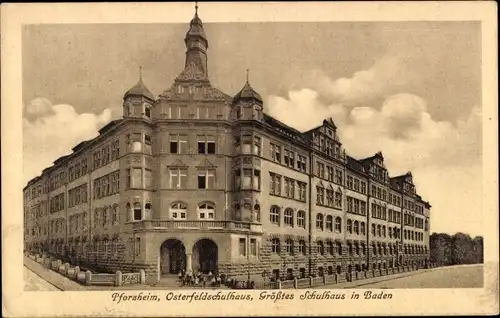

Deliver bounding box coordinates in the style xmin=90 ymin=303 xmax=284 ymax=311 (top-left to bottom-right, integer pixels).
xmin=131 ymin=220 xmax=263 ymax=233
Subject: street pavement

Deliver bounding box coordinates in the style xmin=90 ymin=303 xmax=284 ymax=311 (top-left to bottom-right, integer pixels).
xmin=352 ymin=264 xmax=483 ymax=288
xmin=24 ymin=266 xmax=60 ymax=291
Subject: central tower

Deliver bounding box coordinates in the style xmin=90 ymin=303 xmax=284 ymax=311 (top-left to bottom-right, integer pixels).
xmin=182 ymin=3 xmax=209 ymax=81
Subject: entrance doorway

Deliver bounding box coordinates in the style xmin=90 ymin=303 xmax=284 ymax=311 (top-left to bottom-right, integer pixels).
xmin=160 ymin=239 xmax=186 ymax=275
xmin=193 ymin=239 xmax=218 ymax=273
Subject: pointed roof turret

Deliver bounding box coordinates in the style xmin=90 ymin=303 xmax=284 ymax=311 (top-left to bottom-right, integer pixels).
xmin=124 ymin=66 xmax=155 ymax=101
xmin=185 ymin=2 xmax=207 ymax=46
xmin=233 ymin=69 xmax=263 ymax=104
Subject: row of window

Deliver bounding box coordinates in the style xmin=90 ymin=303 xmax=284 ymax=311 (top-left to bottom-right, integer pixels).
xmin=92 ymin=139 xmax=120 ymax=170
xmin=269 ymin=173 xmax=307 ymax=201
xmin=316 ymin=186 xmax=342 ymax=209
xmin=168 ymin=134 xmax=216 ymax=155
xmin=167 ymin=168 xmax=214 ymax=189
xmin=234 ymin=168 xmax=261 ymax=190
xmin=159 ymin=102 xmax=225 ymax=120
xmin=234 ymin=135 xmax=261 ymax=156
xmin=68 ymin=212 xmax=88 ymax=233
xmin=93 ymin=205 xmax=120 ymax=228
xmin=316 ymin=162 xmax=343 ymax=185
xmin=163 ymin=202 xmax=216 ymax=220
xmin=50 ymin=194 xmax=65 ymax=213
xmin=346 ymin=174 xmax=368 ymax=195
xmin=346 ymin=196 xmax=367 ymax=215
xmin=371 ymin=203 xmax=388 ymax=220
xmin=126 ymin=133 xmax=153 ymax=155
xmin=68 ymin=157 xmax=89 ymax=182
xmin=269 ymin=143 xmax=307 ymax=172
xmin=68 ymin=183 xmax=88 ymax=208
xmin=238 ymin=237 xmax=258 ymax=257
xmin=50 ymin=218 xmax=65 ymax=234
xmin=269 ymin=206 xmax=307 ymax=228
xmin=94 ymin=171 xmax=121 ymax=199
xmin=49 ymin=170 xmax=66 ymax=192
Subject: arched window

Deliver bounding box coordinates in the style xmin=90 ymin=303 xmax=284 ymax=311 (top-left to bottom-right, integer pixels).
xmin=198 ymin=203 xmax=215 ymax=220
xmin=243 ymin=203 xmax=252 ymax=220
xmin=337 ymin=242 xmax=342 ymax=255
xmin=285 ymin=239 xmax=294 ymax=255
xmin=316 ymin=213 xmax=324 ymax=230
xmin=317 ymin=241 xmax=324 ymax=255
xmin=404 ymin=230 xmax=407 ymax=239
xmin=360 ymin=222 xmax=365 ymax=235
xmin=371 ymin=223 xmax=376 ymax=236
xmin=326 ymin=215 xmax=333 ymax=231
xmin=353 ymin=220 xmax=359 ymax=234
xmin=361 ymin=243 xmax=366 ymax=255
xmin=347 ymin=219 xmax=352 ymax=234
xmin=372 ymin=243 xmax=377 ymax=255
xmin=334 ymin=217 xmax=342 ymax=233
xmin=271 ymin=238 xmax=280 ymax=254
xmin=348 ymin=242 xmax=353 ymax=255
xmin=133 ymin=202 xmax=142 ymax=221
xmin=382 ymin=226 xmax=386 ymax=237
xmin=297 ymin=210 xmax=306 ymax=228
xmin=270 ymin=206 xmax=280 ymax=224
xmin=284 ymin=208 xmax=294 ymax=227
xmin=388 ymin=227 xmax=393 ymax=238
xmin=355 ymin=242 xmax=360 ymax=255
xmin=145 ymin=202 xmax=152 ymax=213
xmin=377 ymin=224 xmax=381 ymax=237
xmin=170 ymin=202 xmax=187 ymax=220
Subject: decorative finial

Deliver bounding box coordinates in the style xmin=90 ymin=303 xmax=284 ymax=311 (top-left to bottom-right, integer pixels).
xmin=195 ymin=1 xmax=198 ymax=15
xmin=139 ymin=65 xmax=143 ymax=80
xmin=246 ymin=69 xmax=250 ymax=83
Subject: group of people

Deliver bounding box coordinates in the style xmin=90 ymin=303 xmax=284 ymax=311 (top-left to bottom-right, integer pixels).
xmin=178 ymin=270 xmax=222 ymax=287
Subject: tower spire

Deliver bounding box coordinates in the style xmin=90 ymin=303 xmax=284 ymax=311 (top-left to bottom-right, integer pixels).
xmin=246 ymin=69 xmax=250 ymax=83
xmin=195 ymin=1 xmax=198 ymax=15
xmin=139 ymin=65 xmax=143 ymax=80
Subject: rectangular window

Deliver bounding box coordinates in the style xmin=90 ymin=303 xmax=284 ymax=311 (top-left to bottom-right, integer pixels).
xmin=270 ymin=143 xmax=281 ymax=163
xmin=198 ymin=135 xmax=216 ymax=154
xmin=170 ymin=169 xmax=187 ymax=188
xmin=239 ymin=238 xmax=246 ymax=256
xmin=270 ymin=173 xmax=281 ymax=195
xmin=242 ymin=168 xmax=252 ymax=189
xmin=132 ymin=168 xmax=142 ymax=188
xmin=297 ymin=155 xmax=307 ymax=172
xmin=298 ymin=182 xmax=307 ymax=202
xmin=284 ymin=149 xmax=295 ymax=168
xmin=135 ymin=238 xmax=141 ymax=256
xmin=145 ymin=169 xmax=152 ymax=189
xmin=198 ymin=170 xmax=215 ymax=189
xmin=253 ymin=136 xmax=261 ymax=155
xmin=170 ymin=134 xmax=188 ymax=154
xmin=250 ymin=239 xmax=257 ymax=256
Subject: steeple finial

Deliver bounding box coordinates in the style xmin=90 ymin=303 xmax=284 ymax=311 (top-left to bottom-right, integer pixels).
xmin=246 ymin=69 xmax=250 ymax=83
xmin=195 ymin=2 xmax=198 ymax=15
xmin=139 ymin=65 xmax=143 ymax=80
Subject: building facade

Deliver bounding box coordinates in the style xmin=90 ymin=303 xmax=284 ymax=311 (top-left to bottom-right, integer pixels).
xmin=23 ymin=8 xmax=431 ymax=284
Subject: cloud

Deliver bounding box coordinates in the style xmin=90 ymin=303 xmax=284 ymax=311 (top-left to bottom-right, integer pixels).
xmin=306 ymin=55 xmax=416 ymax=105
xmin=23 ymin=99 xmax=112 ymax=184
xmin=266 ymin=71 xmax=482 ymax=236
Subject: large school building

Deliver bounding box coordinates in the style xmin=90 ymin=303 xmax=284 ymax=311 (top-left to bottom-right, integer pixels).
xmin=23 ymin=6 xmax=431 ymax=284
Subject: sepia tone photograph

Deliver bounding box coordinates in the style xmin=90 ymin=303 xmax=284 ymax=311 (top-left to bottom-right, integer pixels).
xmin=2 ymin=1 xmax=498 ymax=317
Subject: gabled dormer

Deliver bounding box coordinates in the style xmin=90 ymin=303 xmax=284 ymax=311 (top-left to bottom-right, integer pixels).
xmin=303 ymin=117 xmax=344 ymax=160
xmin=390 ymin=171 xmax=416 ymax=195
xmin=361 ymin=151 xmax=389 ymax=184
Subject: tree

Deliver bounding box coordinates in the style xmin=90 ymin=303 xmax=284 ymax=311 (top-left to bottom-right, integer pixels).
xmin=430 ymin=232 xmax=483 ymax=266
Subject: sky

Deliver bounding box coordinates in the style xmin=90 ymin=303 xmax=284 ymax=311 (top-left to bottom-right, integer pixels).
xmin=22 ymin=17 xmax=482 ymax=237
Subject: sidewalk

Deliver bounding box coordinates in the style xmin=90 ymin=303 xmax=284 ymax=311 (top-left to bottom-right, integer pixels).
xmin=316 ymin=269 xmax=429 ymax=289
xmin=24 ymin=256 xmax=86 ymax=291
